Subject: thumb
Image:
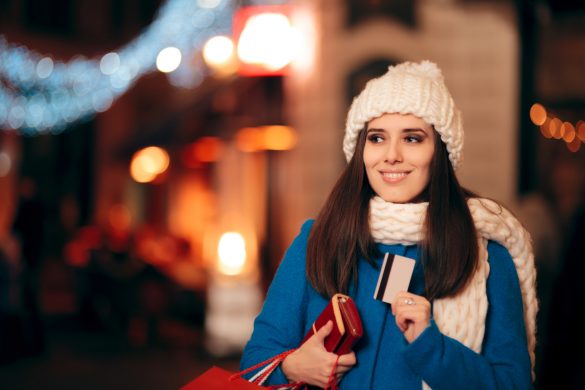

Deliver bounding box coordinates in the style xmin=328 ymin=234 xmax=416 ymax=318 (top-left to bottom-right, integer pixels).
xmin=314 ymin=320 xmax=334 ymax=342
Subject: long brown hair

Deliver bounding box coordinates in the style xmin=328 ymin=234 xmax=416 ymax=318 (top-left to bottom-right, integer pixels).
xmin=306 ymin=129 xmax=479 ymax=301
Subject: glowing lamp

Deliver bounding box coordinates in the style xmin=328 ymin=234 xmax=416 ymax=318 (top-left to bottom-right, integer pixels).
xmin=156 ymin=47 xmax=182 ymax=73
xmin=130 ymin=146 xmax=170 ymax=183
xmin=235 ymin=125 xmax=297 ymax=152
xmin=263 ymin=125 xmax=297 ymax=151
xmin=202 ymin=36 xmax=237 ymax=76
xmin=233 ymin=5 xmax=298 ymax=76
xmin=217 ymin=232 xmax=247 ymax=276
xmin=529 ymin=103 xmax=547 ymax=126
xmin=567 ymin=137 xmax=581 ymax=153
xmin=562 ymin=122 xmax=576 ymax=143
xmin=577 ymin=121 xmax=585 ymax=142
xmin=182 ymin=137 xmax=224 ymax=168
xmin=236 ymin=126 xmax=265 ymax=152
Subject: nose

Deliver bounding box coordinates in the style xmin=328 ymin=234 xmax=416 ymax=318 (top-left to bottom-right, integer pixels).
xmin=384 ymin=139 xmax=403 ymax=164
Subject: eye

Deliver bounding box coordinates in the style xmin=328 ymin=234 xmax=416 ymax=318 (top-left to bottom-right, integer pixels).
xmin=367 ymin=133 xmax=384 ymax=143
xmin=404 ymin=135 xmax=423 ymax=143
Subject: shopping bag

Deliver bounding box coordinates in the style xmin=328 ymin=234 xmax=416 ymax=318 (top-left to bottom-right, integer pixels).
xmin=180 ymin=366 xmax=263 ymax=389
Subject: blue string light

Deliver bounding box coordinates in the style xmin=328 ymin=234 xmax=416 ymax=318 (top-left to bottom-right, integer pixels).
xmin=0 ymin=0 xmax=237 ymax=135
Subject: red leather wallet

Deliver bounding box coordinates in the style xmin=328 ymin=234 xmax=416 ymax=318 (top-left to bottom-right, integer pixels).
xmin=301 ymin=293 xmax=363 ymax=355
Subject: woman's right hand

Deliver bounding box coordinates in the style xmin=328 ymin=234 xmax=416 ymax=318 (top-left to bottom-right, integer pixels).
xmin=281 ymin=320 xmax=357 ymax=388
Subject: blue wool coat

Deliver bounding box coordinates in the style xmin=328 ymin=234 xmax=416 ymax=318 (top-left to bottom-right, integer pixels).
xmin=241 ymin=220 xmax=532 ymax=389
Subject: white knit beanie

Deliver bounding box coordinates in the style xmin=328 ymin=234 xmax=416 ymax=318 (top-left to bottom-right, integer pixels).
xmin=343 ymin=60 xmax=464 ymax=169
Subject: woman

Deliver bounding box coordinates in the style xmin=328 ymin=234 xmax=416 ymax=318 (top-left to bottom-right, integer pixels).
xmin=241 ymin=60 xmax=537 ymax=389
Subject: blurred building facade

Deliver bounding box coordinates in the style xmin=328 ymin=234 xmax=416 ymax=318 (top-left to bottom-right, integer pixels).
xmin=1 ymin=0 xmax=584 ymax=276
xmin=1 ymin=0 xmax=585 ymax=387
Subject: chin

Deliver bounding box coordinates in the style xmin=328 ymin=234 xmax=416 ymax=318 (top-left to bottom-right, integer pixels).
xmin=380 ymin=191 xmax=428 ymax=204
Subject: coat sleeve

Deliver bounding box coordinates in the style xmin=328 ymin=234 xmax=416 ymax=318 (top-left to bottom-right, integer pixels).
xmin=240 ymin=220 xmax=313 ymax=385
xmin=402 ymin=241 xmax=532 ymax=389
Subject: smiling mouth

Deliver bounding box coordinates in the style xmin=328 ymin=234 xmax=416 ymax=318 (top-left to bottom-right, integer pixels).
xmin=380 ymin=171 xmax=409 ymax=183
xmin=382 ymin=172 xmax=407 ymax=179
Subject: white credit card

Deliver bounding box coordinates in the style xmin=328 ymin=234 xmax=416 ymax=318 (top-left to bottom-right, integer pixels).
xmin=373 ymin=253 xmax=416 ymax=305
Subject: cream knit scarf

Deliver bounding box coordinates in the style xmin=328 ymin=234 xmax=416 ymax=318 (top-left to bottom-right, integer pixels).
xmin=369 ymin=196 xmax=538 ymax=382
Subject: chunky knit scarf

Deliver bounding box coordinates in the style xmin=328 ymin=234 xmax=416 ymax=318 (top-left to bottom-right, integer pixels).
xmin=369 ymin=196 xmax=538 ymax=381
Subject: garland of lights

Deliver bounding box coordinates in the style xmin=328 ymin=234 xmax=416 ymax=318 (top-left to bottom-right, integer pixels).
xmin=0 ymin=0 xmax=284 ymax=135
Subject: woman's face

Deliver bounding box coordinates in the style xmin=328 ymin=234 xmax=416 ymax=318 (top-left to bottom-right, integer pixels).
xmin=363 ymin=113 xmax=435 ymax=203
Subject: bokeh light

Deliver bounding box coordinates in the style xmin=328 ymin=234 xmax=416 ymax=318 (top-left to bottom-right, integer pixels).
xmin=540 ymin=117 xmax=552 ymax=139
xmin=263 ymin=125 xmax=297 ymax=151
xmin=562 ymin=122 xmax=576 ymax=143
xmin=202 ymin=36 xmax=236 ymax=75
xmin=100 ymin=52 xmax=121 ymax=75
xmin=237 ymin=11 xmax=298 ymax=72
xmin=217 ymin=232 xmax=246 ymax=276
xmin=183 ymin=136 xmax=225 ymax=167
xmin=235 ymin=125 xmax=297 ymax=152
xmin=577 ymin=120 xmax=585 ymax=142
xmin=549 ymin=117 xmax=563 ymax=139
xmin=36 ymin=57 xmax=54 ymax=79
xmin=529 ymin=103 xmax=547 ymax=126
xmin=236 ymin=127 xmax=265 ymax=152
xmin=156 ymin=47 xmax=183 ymax=73
xmin=567 ymin=137 xmax=581 ymax=153
xmin=130 ymin=146 xmax=170 ymax=183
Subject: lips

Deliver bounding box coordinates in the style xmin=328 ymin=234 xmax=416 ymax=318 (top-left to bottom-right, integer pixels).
xmin=380 ymin=171 xmax=409 ymax=183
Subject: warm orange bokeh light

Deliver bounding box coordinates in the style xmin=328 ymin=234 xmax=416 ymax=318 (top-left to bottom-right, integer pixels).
xmin=180 ymin=137 xmax=224 ymax=168
xmin=108 ymin=203 xmax=132 ymax=231
xmin=236 ymin=126 xmax=298 ymax=152
xmin=217 ymin=231 xmax=247 ymax=276
xmin=577 ymin=121 xmax=585 ymax=142
xmin=194 ymin=137 xmax=225 ymax=163
xmin=556 ymin=122 xmax=567 ymax=139
xmin=567 ymin=137 xmax=581 ymax=153
xmin=530 ymin=103 xmax=547 ymax=126
xmin=130 ymin=162 xmax=157 ymax=183
xmin=202 ymin=36 xmax=237 ymax=76
xmin=562 ymin=122 xmax=576 ymax=143
xmin=130 ymin=146 xmax=170 ymax=183
xmin=549 ymin=117 xmax=563 ymax=139
xmin=263 ymin=125 xmax=297 ymax=151
xmin=233 ymin=5 xmax=294 ymax=76
xmin=236 ymin=127 xmax=265 ymax=152
xmin=540 ymin=117 xmax=552 ymax=139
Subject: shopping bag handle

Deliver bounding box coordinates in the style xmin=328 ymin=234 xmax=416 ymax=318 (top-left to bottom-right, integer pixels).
xmin=231 ymin=349 xmax=340 ymax=390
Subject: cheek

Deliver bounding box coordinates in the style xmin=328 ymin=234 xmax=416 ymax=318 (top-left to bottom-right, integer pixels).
xmin=363 ymin=145 xmax=382 ymax=167
xmin=416 ymin=147 xmax=435 ymax=172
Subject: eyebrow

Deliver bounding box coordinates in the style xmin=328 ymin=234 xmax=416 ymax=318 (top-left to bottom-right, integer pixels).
xmin=367 ymin=127 xmax=429 ymax=134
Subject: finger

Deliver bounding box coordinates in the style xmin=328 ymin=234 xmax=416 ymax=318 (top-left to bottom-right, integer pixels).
xmin=396 ymin=309 xmax=424 ymax=324
xmin=397 ymin=296 xmax=417 ymax=307
xmin=337 ymin=351 xmax=356 ymax=366
xmin=314 ymin=320 xmax=334 ymax=342
xmin=392 ymin=291 xmax=407 ymax=315
xmin=395 ymin=311 xmax=414 ymax=332
xmin=395 ymin=301 xmax=431 ymax=318
xmin=398 ymin=293 xmax=431 ymax=310
xmin=392 ymin=291 xmax=414 ymax=314
xmin=396 ymin=309 xmax=430 ymax=332
xmin=395 ymin=312 xmax=406 ymax=332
